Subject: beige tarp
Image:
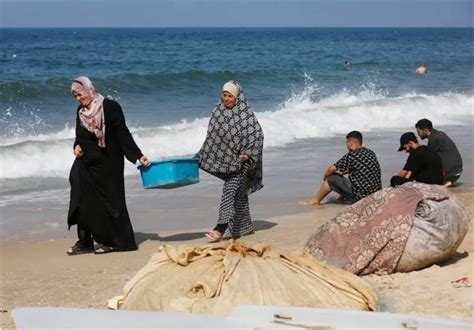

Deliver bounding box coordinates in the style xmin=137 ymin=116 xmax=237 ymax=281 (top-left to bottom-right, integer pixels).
xmin=122 ymin=241 xmax=377 ymax=314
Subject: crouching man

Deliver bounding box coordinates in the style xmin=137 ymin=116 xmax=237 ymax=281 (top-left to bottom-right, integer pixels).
xmin=391 ymin=132 xmax=443 ymax=187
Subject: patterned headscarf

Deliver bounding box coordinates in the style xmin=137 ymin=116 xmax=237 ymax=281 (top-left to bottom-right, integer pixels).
xmin=71 ymin=76 xmax=106 ymax=148
xmin=198 ymin=81 xmax=264 ymax=193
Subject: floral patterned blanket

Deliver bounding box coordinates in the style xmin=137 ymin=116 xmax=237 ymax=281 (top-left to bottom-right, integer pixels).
xmin=304 ymin=182 xmax=449 ymax=275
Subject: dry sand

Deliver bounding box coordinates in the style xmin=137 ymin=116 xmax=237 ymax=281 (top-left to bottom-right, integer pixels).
xmin=1 ymin=190 xmax=472 ymax=328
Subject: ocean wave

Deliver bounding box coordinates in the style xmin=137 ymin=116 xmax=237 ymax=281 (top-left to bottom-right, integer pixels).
xmin=0 ymin=79 xmax=71 ymax=100
xmin=0 ymin=70 xmax=274 ymax=100
xmin=0 ymin=86 xmax=472 ymax=179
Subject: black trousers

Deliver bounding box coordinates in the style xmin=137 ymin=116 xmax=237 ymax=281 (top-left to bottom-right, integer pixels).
xmin=77 ymin=226 xmax=94 ymax=247
xmin=390 ymin=176 xmax=411 ymax=187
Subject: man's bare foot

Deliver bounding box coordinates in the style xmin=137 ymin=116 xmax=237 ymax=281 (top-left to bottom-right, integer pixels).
xmin=299 ymin=199 xmax=321 ymax=206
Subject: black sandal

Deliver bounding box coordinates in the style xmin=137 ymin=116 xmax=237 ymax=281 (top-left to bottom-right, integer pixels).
xmin=94 ymin=245 xmax=115 ymax=254
xmin=66 ymin=242 xmax=94 ymax=256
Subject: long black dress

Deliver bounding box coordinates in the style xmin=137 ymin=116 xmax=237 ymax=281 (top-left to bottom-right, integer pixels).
xmin=67 ymin=99 xmax=142 ymax=251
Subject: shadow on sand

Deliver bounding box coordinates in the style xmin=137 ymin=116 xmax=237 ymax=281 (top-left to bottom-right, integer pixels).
xmin=438 ymin=251 xmax=469 ymax=267
xmin=159 ymin=232 xmax=208 ymax=242
xmin=252 ymin=219 xmax=278 ymax=231
xmin=135 ymin=220 xmax=278 ymax=245
xmin=135 ymin=232 xmax=160 ymax=245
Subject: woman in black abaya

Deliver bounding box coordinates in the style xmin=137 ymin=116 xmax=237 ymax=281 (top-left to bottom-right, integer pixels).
xmin=67 ymin=76 xmax=149 ymax=255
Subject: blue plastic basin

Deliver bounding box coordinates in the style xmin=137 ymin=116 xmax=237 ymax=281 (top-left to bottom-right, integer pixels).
xmin=138 ymin=158 xmax=199 ymax=189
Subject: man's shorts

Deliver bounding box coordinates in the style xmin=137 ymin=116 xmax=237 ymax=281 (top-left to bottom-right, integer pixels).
xmin=444 ymin=171 xmax=462 ymax=184
xmin=326 ymin=174 xmax=358 ymax=204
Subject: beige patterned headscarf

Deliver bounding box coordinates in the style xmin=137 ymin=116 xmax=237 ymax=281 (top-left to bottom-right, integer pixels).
xmin=71 ymin=76 xmax=106 ymax=148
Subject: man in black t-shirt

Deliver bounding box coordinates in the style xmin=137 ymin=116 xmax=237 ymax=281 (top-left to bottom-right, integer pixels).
xmin=390 ymin=132 xmax=443 ymax=187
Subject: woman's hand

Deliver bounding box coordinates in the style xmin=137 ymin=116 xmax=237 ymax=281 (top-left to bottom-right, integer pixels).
xmin=139 ymin=155 xmax=150 ymax=167
xmin=74 ymin=145 xmax=84 ymax=158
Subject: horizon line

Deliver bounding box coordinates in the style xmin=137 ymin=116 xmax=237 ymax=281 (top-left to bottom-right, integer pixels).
xmin=1 ymin=26 xmax=472 ymax=29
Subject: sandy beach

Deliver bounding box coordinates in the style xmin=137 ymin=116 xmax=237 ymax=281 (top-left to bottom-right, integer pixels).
xmin=1 ymin=188 xmax=472 ymax=328
xmin=1 ymin=10 xmax=473 ymax=330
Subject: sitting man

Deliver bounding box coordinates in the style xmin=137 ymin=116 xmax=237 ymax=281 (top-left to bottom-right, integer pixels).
xmin=391 ymin=132 xmax=443 ymax=187
xmin=415 ymin=118 xmax=463 ymax=187
xmin=301 ymin=131 xmax=382 ymax=206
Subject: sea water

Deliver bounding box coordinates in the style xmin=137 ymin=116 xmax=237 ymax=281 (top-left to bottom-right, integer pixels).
xmin=1 ymin=28 xmax=472 ymax=241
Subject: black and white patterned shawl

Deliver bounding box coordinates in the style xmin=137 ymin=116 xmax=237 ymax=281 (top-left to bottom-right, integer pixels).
xmin=197 ymin=81 xmax=264 ymax=193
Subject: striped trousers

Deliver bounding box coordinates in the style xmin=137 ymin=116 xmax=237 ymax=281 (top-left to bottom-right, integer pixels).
xmin=216 ymin=165 xmax=254 ymax=239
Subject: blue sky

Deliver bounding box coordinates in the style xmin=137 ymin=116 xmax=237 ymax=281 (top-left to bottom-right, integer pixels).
xmin=1 ymin=0 xmax=472 ymax=28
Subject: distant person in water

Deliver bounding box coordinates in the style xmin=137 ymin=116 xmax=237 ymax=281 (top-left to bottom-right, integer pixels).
xmin=300 ymin=131 xmax=382 ymax=206
xmin=67 ymin=76 xmax=150 ymax=256
xmin=416 ymin=64 xmax=428 ymax=75
xmin=390 ymin=132 xmax=443 ymax=187
xmin=344 ymin=60 xmax=352 ymax=69
xmin=415 ymin=118 xmax=463 ymax=187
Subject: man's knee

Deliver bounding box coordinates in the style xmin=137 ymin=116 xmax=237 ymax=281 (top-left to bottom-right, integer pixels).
xmin=327 ymin=174 xmax=352 ymax=195
xmin=326 ymin=174 xmax=339 ymax=186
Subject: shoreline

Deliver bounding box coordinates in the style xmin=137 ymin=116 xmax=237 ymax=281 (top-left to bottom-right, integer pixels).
xmin=1 ymin=190 xmax=473 ymax=328
xmin=1 ymin=127 xmax=473 ymax=244
xmin=1 ymin=182 xmax=471 ymax=247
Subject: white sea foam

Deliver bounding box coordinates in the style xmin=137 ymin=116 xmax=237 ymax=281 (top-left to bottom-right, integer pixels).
xmin=1 ymin=86 xmax=472 ymax=179
xmin=0 ymin=123 xmax=76 ymax=147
